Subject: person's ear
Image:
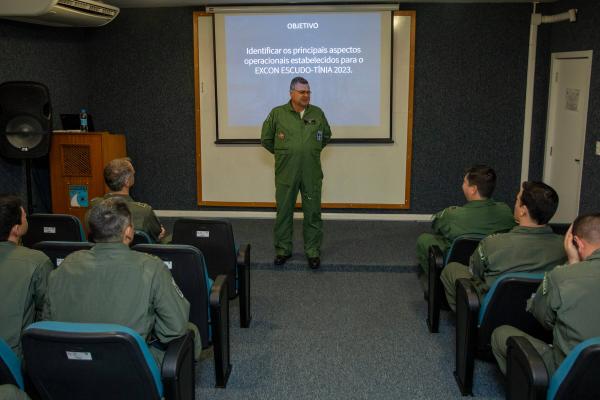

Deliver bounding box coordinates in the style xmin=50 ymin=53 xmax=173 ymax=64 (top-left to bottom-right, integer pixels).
xmin=123 ymin=224 xmax=134 ymax=245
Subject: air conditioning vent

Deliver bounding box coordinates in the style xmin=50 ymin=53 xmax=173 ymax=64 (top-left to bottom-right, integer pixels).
xmin=0 ymin=0 xmax=120 ymax=27
xmin=58 ymin=0 xmax=119 ymax=18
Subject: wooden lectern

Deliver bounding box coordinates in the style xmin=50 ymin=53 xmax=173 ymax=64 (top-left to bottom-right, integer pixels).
xmin=49 ymin=131 xmax=126 ymax=224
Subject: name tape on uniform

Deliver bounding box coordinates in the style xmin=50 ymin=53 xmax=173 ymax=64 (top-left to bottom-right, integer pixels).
xmin=196 ymin=230 xmax=210 ymax=238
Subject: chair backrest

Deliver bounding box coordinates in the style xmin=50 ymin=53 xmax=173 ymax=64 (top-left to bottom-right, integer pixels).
xmin=548 ymin=337 xmax=600 ymax=400
xmin=0 ymin=339 xmax=23 ymax=389
xmin=133 ymin=244 xmax=212 ymax=349
xmin=172 ymin=219 xmax=237 ymax=297
xmin=22 ymin=321 xmax=163 ymax=400
xmin=131 ymin=230 xmax=154 ymax=246
xmin=478 ymin=273 xmax=549 ymax=351
xmin=549 ymin=223 xmax=570 ymax=236
xmin=33 ymin=241 xmax=94 ymax=268
xmin=445 ymin=234 xmax=485 ymax=265
xmin=22 ymin=214 xmax=85 ymax=248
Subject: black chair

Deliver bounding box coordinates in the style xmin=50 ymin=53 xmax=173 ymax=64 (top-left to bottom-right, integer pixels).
xmin=22 ymin=214 xmax=86 ymax=248
xmin=131 ymin=230 xmax=154 ymax=246
xmin=133 ymin=244 xmax=232 ymax=388
xmin=454 ymin=273 xmax=550 ymax=396
xmin=0 ymin=338 xmax=23 ymax=390
xmin=33 ymin=241 xmax=94 ymax=268
xmin=427 ymin=234 xmax=485 ymax=333
xmin=172 ymin=218 xmax=251 ymax=328
xmin=507 ymin=336 xmax=600 ymax=400
xmin=549 ymin=223 xmax=570 ymax=236
xmin=22 ymin=321 xmax=195 ymax=400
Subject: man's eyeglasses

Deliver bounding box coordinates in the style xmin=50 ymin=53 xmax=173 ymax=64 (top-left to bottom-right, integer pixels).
xmin=294 ymin=89 xmax=311 ymax=95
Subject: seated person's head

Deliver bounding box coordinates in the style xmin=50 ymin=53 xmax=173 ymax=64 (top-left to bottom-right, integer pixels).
xmin=462 ymin=165 xmax=496 ymax=201
xmin=572 ymin=213 xmax=600 ymax=259
xmin=88 ymin=198 xmax=134 ymax=245
xmin=514 ymin=182 xmax=559 ymax=225
xmin=0 ymin=194 xmax=27 ymax=242
xmin=104 ymin=158 xmax=135 ymax=192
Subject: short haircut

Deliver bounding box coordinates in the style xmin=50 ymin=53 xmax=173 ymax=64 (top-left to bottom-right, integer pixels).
xmin=520 ymin=181 xmax=559 ymax=225
xmin=0 ymin=194 xmax=23 ymax=241
xmin=464 ymin=165 xmax=497 ymax=198
xmin=572 ymin=213 xmax=600 ymax=245
xmin=289 ymin=76 xmax=309 ymax=92
xmin=88 ymin=197 xmax=132 ymax=243
xmin=104 ymin=158 xmax=134 ymax=192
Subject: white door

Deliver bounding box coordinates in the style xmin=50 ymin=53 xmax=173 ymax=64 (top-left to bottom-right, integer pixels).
xmin=543 ymin=51 xmax=593 ymax=224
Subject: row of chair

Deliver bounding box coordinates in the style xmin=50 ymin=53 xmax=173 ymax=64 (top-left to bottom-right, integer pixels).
xmin=423 ymin=223 xmax=600 ymax=398
xmin=19 ymin=214 xmax=253 ymax=391
xmin=22 ymin=214 xmax=251 ymax=326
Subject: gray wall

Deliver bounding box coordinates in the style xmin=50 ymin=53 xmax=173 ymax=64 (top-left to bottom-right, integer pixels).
xmin=0 ymin=20 xmax=90 ymax=211
xmin=0 ymin=1 xmax=596 ymax=214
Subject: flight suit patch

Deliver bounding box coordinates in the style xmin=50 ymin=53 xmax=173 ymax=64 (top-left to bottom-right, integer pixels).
xmin=277 ymin=132 xmax=285 ymax=140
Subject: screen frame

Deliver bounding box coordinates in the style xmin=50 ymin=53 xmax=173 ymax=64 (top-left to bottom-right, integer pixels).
xmin=211 ymin=8 xmax=395 ymax=144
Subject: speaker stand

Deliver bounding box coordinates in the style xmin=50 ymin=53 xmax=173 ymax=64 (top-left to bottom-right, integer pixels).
xmin=25 ymin=159 xmax=34 ymax=215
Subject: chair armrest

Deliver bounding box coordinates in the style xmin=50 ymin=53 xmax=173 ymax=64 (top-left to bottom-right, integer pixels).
xmin=236 ymin=243 xmax=252 ymax=328
xmin=507 ymin=336 xmax=549 ymax=400
xmin=162 ymin=330 xmax=195 ymax=400
xmin=454 ymin=278 xmax=481 ymax=395
xmin=456 ymin=278 xmax=481 ymax=317
xmin=210 ymin=275 xmax=232 ymax=388
xmin=426 ymin=244 xmax=445 ymax=333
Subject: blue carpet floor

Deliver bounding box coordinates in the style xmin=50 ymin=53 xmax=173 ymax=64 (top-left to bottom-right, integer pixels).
xmin=194 ymin=269 xmax=506 ymax=399
xmin=162 ymin=219 xmax=432 ymax=269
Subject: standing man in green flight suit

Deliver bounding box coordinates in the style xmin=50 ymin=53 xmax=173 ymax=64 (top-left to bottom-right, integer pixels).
xmin=261 ymin=77 xmax=332 ymax=269
xmin=440 ymin=181 xmax=566 ymax=311
xmin=415 ymin=165 xmax=515 ymax=287
xmin=491 ymin=213 xmax=600 ymax=376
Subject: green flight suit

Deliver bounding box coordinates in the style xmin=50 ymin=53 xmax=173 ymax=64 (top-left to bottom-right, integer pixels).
xmin=0 ymin=242 xmax=53 ymax=358
xmin=261 ymin=101 xmax=332 ymax=258
xmin=491 ymin=248 xmax=600 ymax=375
xmin=87 ymin=193 xmax=170 ymax=243
xmin=42 ymin=243 xmax=201 ymax=364
xmin=441 ymin=225 xmax=566 ymax=311
xmin=0 ymin=385 xmax=31 ymax=400
xmin=416 ymin=199 xmax=515 ymax=276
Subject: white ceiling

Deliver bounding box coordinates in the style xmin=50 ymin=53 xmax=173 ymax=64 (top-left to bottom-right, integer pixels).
xmin=107 ymin=0 xmax=557 ymax=9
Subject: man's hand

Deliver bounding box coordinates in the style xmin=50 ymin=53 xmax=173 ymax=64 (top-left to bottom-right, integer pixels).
xmin=158 ymin=225 xmax=167 ymax=241
xmin=564 ymin=224 xmax=581 ymax=264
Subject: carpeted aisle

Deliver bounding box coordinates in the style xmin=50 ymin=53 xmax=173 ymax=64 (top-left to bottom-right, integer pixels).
xmin=195 ymin=269 xmax=505 ymax=399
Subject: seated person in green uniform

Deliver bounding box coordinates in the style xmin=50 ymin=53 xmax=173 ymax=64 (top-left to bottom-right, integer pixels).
xmin=0 ymin=195 xmax=53 ymax=358
xmin=440 ymin=181 xmax=566 ymax=311
xmin=415 ymin=165 xmax=515 ymax=285
xmin=491 ymin=213 xmax=600 ymax=376
xmin=86 ymin=157 xmax=169 ymax=243
xmin=43 ymin=198 xmax=201 ymax=364
xmin=0 ymin=384 xmax=31 ymax=400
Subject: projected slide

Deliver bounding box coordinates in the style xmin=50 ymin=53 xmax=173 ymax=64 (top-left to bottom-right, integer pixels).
xmin=214 ymin=11 xmax=392 ymax=141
